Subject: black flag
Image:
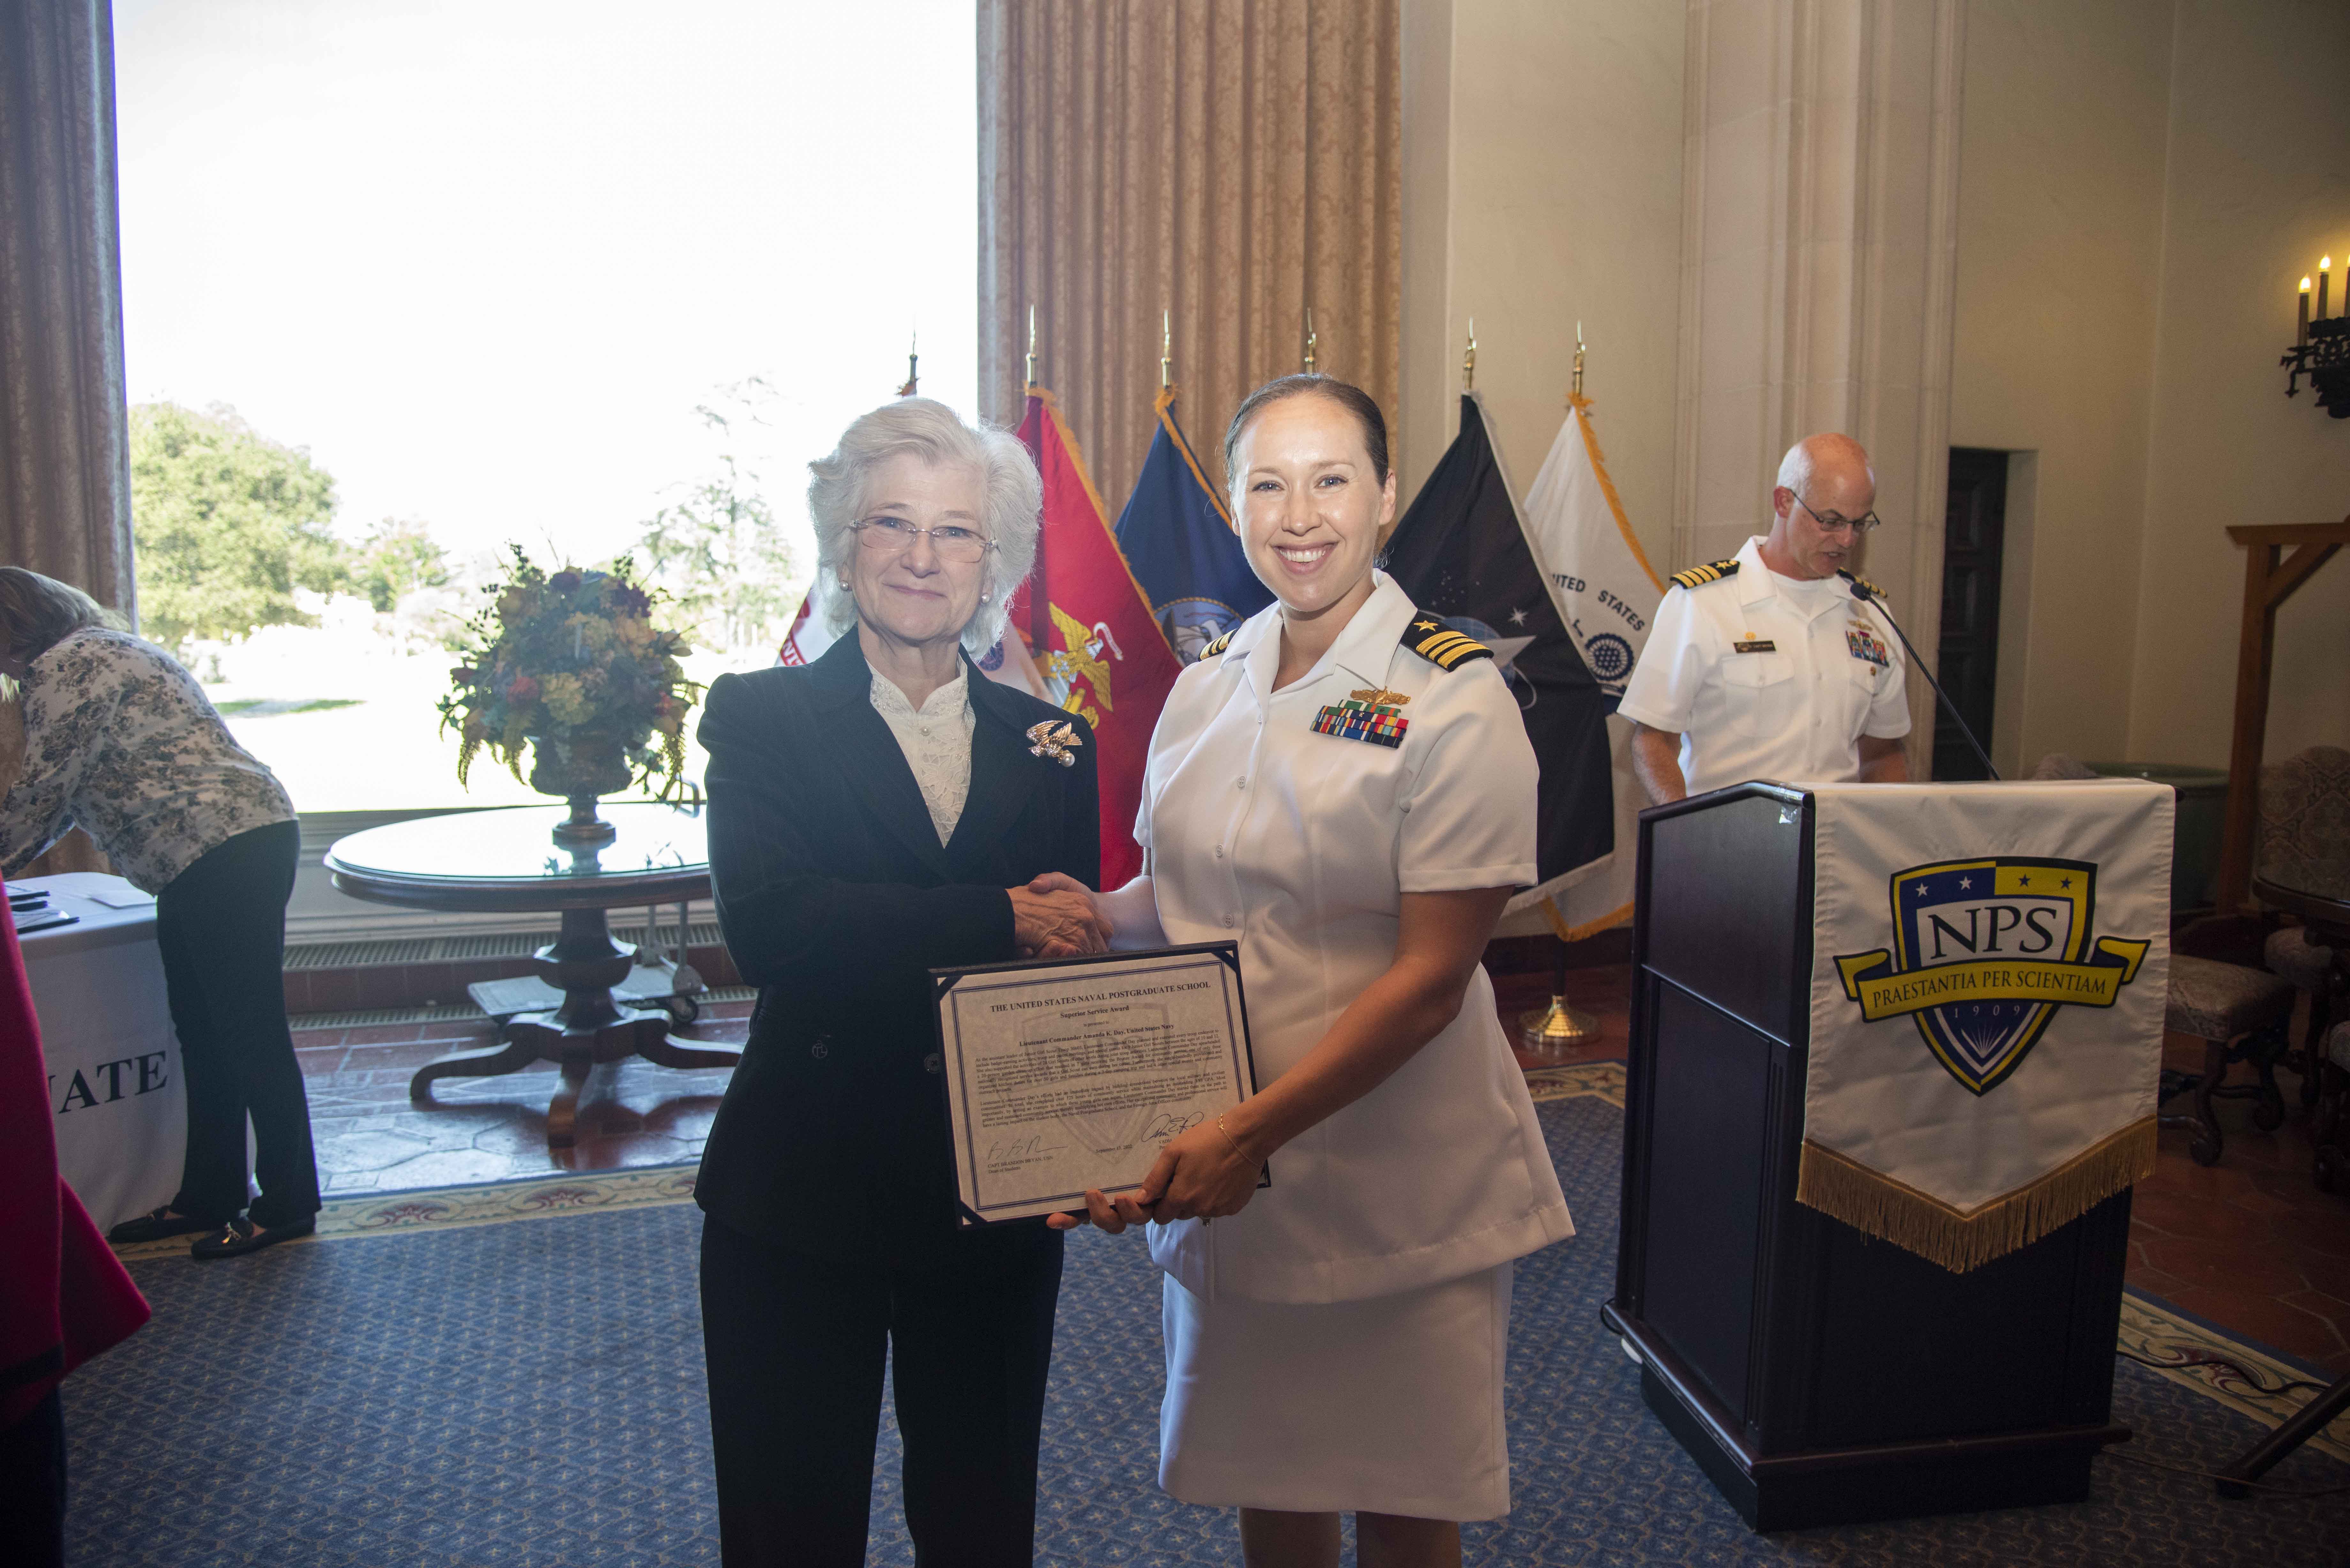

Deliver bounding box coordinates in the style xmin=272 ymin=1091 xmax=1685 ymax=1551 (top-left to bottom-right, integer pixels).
xmin=1382 ymin=393 xmax=1614 ymax=893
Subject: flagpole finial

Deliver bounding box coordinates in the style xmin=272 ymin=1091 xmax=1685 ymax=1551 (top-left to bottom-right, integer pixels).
xmin=1571 ymin=320 xmax=1585 ymax=401
xmin=1303 ymin=307 xmax=1318 ymax=376
xmin=900 ymin=328 xmax=919 ymax=398
xmin=1025 ymin=306 xmax=1037 ymax=391
xmin=1161 ymin=308 xmax=1173 ymax=391
xmin=1463 ymin=319 xmax=1477 ymax=392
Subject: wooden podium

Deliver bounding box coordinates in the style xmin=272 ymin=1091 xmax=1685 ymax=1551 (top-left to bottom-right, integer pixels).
xmin=1602 ymin=783 xmax=2133 ymax=1531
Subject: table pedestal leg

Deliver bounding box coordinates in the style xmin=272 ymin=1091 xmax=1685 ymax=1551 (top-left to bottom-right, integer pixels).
xmin=409 ymin=1033 xmax=545 ymax=1097
xmin=506 ymin=1009 xmax=672 ymax=1148
xmin=406 ymin=904 xmax=740 ymax=1147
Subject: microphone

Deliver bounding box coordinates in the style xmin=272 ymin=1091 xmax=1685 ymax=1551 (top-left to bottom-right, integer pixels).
xmin=1845 ymin=576 xmax=2000 ymax=782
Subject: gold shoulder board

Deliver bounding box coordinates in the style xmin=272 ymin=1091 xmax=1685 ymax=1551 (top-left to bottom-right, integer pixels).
xmin=1836 ymin=569 xmax=1887 ymax=601
xmin=1400 ymin=618 xmax=1494 ymax=671
xmin=1669 ymin=558 xmax=1741 ymax=591
xmin=1200 ymin=629 xmax=1236 ymax=660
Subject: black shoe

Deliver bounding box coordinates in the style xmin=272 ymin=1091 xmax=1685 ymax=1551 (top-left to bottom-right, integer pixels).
xmin=190 ymin=1216 xmax=316 ymax=1260
xmin=108 ymin=1206 xmax=216 ymax=1244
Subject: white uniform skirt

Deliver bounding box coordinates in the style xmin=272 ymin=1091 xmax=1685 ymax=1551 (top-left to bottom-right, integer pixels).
xmin=1157 ymin=1261 xmax=1514 ymax=1521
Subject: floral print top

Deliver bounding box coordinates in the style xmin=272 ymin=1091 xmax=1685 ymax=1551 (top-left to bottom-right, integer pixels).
xmin=0 ymin=628 xmax=295 ymax=893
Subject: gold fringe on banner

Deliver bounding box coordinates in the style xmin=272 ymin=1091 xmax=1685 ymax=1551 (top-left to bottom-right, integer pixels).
xmin=1538 ymin=895 xmax=1633 ymax=946
xmin=1794 ymin=1116 xmax=2158 ymax=1274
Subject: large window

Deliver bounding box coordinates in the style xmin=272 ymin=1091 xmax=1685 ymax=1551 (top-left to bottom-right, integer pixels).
xmin=114 ymin=0 xmax=978 ymax=809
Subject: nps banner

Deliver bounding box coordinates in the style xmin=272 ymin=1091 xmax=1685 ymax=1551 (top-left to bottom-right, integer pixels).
xmin=1798 ymin=780 xmax=2173 ymax=1272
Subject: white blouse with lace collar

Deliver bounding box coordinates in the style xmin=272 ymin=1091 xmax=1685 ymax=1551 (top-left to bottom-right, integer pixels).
xmin=867 ymin=665 xmax=975 ymax=845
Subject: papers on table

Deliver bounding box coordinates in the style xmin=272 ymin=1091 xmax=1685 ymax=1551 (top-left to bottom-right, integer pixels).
xmin=8 ymin=887 xmax=79 ymax=933
xmin=932 ymin=943 xmax=1259 ymax=1225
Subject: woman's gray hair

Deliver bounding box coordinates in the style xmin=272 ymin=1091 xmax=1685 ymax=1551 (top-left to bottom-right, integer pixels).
xmin=806 ymin=397 xmax=1042 ymax=657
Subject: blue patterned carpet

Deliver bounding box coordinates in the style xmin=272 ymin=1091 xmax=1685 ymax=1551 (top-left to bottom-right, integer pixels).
xmin=64 ymin=1092 xmax=2347 ymax=1566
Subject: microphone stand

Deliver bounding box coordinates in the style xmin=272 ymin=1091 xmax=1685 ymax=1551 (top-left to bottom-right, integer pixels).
xmin=1846 ymin=579 xmax=2000 ymax=782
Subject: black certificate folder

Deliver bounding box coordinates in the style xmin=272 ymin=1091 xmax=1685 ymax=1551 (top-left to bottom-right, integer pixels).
xmin=930 ymin=942 xmax=1262 ymax=1226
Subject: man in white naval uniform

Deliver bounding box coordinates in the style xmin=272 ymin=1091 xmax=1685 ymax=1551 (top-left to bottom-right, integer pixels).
xmin=1618 ymin=433 xmax=1911 ymax=804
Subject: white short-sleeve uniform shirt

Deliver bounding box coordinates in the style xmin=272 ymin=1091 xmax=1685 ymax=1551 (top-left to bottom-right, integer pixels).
xmin=1615 ymin=534 xmax=1911 ymax=797
xmin=1137 ymin=572 xmax=1574 ymax=1307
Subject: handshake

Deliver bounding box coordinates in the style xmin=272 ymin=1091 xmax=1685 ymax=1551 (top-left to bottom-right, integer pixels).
xmin=995 ymin=873 xmax=1264 ymax=1232
xmin=1006 ymin=872 xmax=1112 ymax=959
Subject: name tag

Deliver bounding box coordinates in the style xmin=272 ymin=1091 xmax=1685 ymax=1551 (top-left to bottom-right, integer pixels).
xmin=1733 ymin=639 xmax=1777 ymax=654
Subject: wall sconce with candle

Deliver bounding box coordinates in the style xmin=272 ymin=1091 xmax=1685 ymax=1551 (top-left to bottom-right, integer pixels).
xmin=2282 ymin=254 xmax=2350 ymax=417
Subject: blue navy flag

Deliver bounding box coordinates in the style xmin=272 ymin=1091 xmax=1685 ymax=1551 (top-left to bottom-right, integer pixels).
xmin=1115 ymin=387 xmax=1273 ymax=663
xmin=1383 ymin=392 xmax=1615 ymax=903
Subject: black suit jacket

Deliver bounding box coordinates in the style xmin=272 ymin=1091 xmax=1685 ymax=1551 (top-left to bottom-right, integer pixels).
xmin=693 ymin=632 xmax=1100 ymax=1261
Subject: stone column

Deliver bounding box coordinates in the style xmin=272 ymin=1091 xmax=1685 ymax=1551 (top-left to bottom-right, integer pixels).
xmin=1674 ymin=0 xmax=1966 ymax=775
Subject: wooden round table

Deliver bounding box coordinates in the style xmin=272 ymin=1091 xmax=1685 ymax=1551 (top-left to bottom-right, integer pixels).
xmin=325 ymin=802 xmax=740 ymax=1147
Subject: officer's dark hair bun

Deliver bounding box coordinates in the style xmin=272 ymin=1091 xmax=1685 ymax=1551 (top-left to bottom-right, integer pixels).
xmin=1222 ymin=375 xmax=1391 ymax=488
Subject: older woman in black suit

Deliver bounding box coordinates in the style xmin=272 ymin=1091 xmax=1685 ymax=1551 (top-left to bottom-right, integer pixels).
xmin=695 ymin=397 xmax=1107 ymax=1568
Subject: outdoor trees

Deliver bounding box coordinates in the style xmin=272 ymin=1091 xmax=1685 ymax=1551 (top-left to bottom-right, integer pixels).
xmin=128 ymin=402 xmax=348 ymax=650
xmin=633 ymin=377 xmax=797 ymax=652
xmin=353 ymin=518 xmax=453 ymax=612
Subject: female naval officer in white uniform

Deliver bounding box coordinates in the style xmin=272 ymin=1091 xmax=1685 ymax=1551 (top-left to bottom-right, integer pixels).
xmin=1042 ymin=375 xmax=1573 ymax=1566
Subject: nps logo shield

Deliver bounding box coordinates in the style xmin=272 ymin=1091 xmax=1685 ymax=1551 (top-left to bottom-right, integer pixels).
xmin=1833 ymin=857 xmax=2152 ymax=1097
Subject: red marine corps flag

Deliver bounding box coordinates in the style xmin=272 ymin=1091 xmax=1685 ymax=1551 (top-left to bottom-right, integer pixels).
xmin=1012 ymin=387 xmax=1184 ymax=888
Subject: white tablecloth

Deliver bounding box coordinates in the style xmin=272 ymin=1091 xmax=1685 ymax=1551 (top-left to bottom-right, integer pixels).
xmin=18 ymin=871 xmax=187 ymax=1233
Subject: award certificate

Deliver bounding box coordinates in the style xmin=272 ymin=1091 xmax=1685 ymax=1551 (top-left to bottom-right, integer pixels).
xmin=931 ymin=943 xmax=1259 ymax=1225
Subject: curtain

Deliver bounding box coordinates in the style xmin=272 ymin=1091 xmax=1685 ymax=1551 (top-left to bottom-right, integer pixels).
xmin=0 ymin=0 xmax=133 ymax=876
xmin=979 ymin=0 xmax=1402 ymax=510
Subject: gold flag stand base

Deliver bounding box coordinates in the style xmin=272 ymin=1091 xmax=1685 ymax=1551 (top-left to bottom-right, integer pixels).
xmin=1519 ymin=993 xmax=1600 ymax=1052
xmin=1519 ymin=931 xmax=1604 ymax=1053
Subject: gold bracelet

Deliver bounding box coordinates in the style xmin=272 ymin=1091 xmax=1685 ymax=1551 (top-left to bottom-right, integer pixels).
xmin=1215 ymin=1113 xmax=1255 ymax=1166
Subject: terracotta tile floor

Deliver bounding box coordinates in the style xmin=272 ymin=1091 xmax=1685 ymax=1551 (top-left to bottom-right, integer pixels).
xmin=291 ymin=962 xmax=2350 ymax=1371
xmin=293 ymin=1007 xmax=746 ymax=1192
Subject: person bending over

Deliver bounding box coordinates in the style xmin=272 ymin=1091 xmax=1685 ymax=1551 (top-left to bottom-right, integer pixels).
xmin=0 ymin=568 xmax=318 ymax=1260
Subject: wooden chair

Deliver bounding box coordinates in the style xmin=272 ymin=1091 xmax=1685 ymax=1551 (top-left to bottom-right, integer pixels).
xmin=2253 ymin=746 xmax=2350 ymax=1114
xmin=2316 ymin=1021 xmax=2350 ymax=1193
xmin=2158 ymin=955 xmax=2294 ymax=1166
xmin=2266 ymin=924 xmax=2337 ymax=1108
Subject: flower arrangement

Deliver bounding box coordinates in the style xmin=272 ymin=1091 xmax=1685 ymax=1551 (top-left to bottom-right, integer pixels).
xmin=439 ymin=547 xmax=698 ymax=800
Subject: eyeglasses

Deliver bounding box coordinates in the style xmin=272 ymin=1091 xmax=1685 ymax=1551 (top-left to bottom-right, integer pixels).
xmin=1791 ymin=493 xmax=1883 ymax=536
xmin=851 ymin=516 xmax=998 ymax=564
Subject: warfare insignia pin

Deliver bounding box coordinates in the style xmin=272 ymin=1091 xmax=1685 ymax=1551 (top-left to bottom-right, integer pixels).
xmin=1833 ymin=857 xmax=2152 ymax=1096
xmin=1313 ymin=690 xmax=1409 ymax=749
xmin=1025 ymin=720 xmax=1082 ymax=767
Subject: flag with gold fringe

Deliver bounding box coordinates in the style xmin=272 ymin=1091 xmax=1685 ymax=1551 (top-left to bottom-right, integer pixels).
xmin=1383 ymin=392 xmax=1616 ymax=922
xmin=1797 ymin=779 xmax=2171 ymax=1271
xmin=1114 ymin=385 xmax=1272 ymax=663
xmin=1012 ymin=387 xmax=1184 ymax=888
xmin=1512 ymin=391 xmax=1665 ymax=940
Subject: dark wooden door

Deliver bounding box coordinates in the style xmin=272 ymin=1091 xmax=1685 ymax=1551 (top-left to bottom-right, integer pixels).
xmin=1935 ymin=449 xmax=2007 ymax=780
